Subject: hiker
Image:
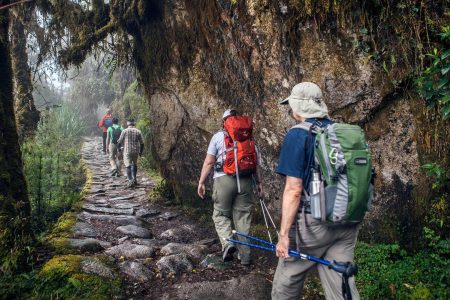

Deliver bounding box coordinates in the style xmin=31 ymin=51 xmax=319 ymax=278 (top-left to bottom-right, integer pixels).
xmin=117 ymin=118 xmax=144 ymax=188
xmin=106 ymin=117 xmax=123 ymax=177
xmin=272 ymin=82 xmax=361 ymax=300
xmin=197 ymin=109 xmax=263 ymax=265
xmin=98 ymin=108 xmax=113 ymax=154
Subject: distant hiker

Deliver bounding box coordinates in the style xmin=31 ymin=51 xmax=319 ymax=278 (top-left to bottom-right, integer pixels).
xmin=272 ymin=82 xmax=364 ymax=300
xmin=106 ymin=117 xmax=123 ymax=177
xmin=98 ymin=108 xmax=113 ymax=154
xmin=117 ymin=118 xmax=144 ymax=188
xmin=197 ymin=109 xmax=263 ymax=265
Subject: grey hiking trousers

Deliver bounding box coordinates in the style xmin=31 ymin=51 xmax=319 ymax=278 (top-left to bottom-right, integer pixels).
xmin=272 ymin=213 xmax=360 ymax=300
xmin=109 ymin=143 xmax=122 ymax=172
xmin=212 ymin=175 xmax=254 ymax=264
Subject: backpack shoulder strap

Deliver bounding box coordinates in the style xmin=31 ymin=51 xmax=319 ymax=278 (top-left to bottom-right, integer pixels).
xmin=291 ymin=121 xmax=316 ymax=133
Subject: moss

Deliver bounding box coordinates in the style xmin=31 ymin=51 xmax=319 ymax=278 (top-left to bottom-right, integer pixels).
xmin=77 ymin=159 xmax=93 ymax=207
xmin=49 ymin=212 xmax=77 ymax=238
xmin=41 ymin=254 xmax=82 ymax=275
xmin=34 ymin=255 xmax=122 ymax=300
xmin=45 ymin=212 xmax=76 ymax=253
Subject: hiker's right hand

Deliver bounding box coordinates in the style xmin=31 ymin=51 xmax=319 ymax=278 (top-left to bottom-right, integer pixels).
xmin=197 ymin=183 xmax=205 ymax=199
xmin=276 ymin=234 xmax=290 ymax=258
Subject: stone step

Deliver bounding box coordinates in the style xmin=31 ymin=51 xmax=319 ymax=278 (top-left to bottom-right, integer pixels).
xmin=83 ymin=204 xmax=134 ymax=215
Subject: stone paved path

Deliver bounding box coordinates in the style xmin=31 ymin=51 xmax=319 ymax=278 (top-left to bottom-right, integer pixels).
xmin=71 ymin=137 xmax=272 ymax=299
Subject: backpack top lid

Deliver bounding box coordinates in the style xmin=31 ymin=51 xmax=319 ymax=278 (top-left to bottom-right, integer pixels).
xmin=104 ymin=116 xmax=113 ymax=127
xmin=223 ymin=116 xmax=253 ymax=142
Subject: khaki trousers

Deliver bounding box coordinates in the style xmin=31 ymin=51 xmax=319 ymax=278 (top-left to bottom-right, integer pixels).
xmin=109 ymin=143 xmax=122 ymax=172
xmin=272 ymin=214 xmax=360 ymax=300
xmin=123 ymin=152 xmax=139 ymax=167
xmin=212 ymin=175 xmax=254 ymax=263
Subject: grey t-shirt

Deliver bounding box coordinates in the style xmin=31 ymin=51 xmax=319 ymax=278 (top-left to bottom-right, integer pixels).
xmin=207 ymin=131 xmax=227 ymax=179
xmin=207 ymin=131 xmax=261 ymax=179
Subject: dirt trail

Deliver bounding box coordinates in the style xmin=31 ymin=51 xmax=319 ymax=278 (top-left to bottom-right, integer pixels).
xmin=71 ymin=137 xmax=274 ymax=299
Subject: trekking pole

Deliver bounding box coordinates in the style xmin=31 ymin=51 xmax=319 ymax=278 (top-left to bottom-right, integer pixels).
xmin=259 ymin=197 xmax=279 ymax=237
xmin=259 ymin=197 xmax=274 ymax=243
xmin=226 ymin=231 xmax=358 ymax=276
xmin=231 ymin=230 xmax=274 ymax=248
xmin=252 ymin=176 xmax=279 ymax=242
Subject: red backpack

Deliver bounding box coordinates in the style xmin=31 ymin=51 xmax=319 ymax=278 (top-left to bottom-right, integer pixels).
xmin=223 ymin=116 xmax=257 ymax=178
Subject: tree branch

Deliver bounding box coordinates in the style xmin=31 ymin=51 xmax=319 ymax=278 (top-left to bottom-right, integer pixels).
xmin=0 ymin=0 xmax=32 ymax=11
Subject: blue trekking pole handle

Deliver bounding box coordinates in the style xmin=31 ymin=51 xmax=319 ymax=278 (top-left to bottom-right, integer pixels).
xmin=230 ymin=231 xmax=357 ymax=276
xmin=226 ymin=237 xmax=309 ymax=261
xmin=230 ymin=232 xmax=330 ymax=266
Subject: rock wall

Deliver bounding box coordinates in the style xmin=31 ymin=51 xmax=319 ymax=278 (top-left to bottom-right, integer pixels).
xmin=130 ymin=0 xmax=448 ymax=243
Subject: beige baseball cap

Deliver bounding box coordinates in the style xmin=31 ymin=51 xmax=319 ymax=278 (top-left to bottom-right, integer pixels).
xmin=279 ymin=82 xmax=329 ymax=118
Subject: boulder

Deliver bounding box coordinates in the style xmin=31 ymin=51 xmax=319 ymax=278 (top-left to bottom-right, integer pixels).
xmin=159 ymin=225 xmax=197 ymax=242
xmin=200 ymin=254 xmax=232 ymax=271
xmin=156 ymin=253 xmax=193 ymax=275
xmin=160 ymin=243 xmax=208 ymax=261
xmin=116 ymin=225 xmax=152 ymax=238
xmin=119 ymin=261 xmax=153 ymax=282
xmin=80 ymin=258 xmax=115 ymax=279
xmin=105 ymin=244 xmax=156 ymax=259
xmin=67 ymin=238 xmax=105 ymax=253
xmin=131 ymin=238 xmax=166 ymax=249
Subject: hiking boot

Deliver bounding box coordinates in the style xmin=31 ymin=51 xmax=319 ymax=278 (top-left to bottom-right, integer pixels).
xmin=111 ymin=169 xmax=118 ymax=176
xmin=222 ymin=244 xmax=236 ymax=262
xmin=126 ymin=180 xmax=134 ymax=189
xmin=237 ymin=253 xmax=251 ymax=266
xmin=116 ymin=172 xmax=121 ymax=177
xmin=126 ymin=166 xmax=132 ymax=181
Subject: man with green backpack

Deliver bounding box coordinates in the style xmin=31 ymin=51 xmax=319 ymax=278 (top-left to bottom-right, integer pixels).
xmin=272 ymin=82 xmax=373 ymax=300
xmin=106 ymin=117 xmax=123 ymax=177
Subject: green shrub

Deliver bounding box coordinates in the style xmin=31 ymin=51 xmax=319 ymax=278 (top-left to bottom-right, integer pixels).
xmin=416 ymin=27 xmax=450 ymax=119
xmin=21 ymin=102 xmax=87 ymax=235
xmin=355 ymin=241 xmax=449 ymax=299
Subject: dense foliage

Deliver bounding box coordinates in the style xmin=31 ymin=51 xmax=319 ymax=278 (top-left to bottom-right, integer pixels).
xmin=355 ymin=239 xmax=449 ymax=299
xmin=417 ymin=27 xmax=450 ymax=119
xmin=21 ymin=103 xmax=87 ymax=234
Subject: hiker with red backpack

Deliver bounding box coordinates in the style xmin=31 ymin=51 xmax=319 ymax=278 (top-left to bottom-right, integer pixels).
xmin=197 ymin=109 xmax=263 ymax=265
xmin=98 ymin=108 xmax=113 ymax=154
xmin=106 ymin=117 xmax=124 ymax=177
xmin=271 ymin=82 xmax=372 ymax=300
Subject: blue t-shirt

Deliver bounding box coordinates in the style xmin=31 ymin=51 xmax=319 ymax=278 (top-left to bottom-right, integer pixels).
xmin=276 ymin=118 xmax=333 ymax=194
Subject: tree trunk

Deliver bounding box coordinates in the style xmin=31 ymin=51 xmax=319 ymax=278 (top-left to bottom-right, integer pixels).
xmin=0 ymin=1 xmax=33 ymax=273
xmin=9 ymin=6 xmax=39 ymax=141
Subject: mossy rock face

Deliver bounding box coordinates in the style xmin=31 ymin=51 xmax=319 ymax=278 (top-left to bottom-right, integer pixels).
xmin=33 ymin=255 xmax=122 ymax=299
xmin=45 ymin=212 xmax=77 ymax=254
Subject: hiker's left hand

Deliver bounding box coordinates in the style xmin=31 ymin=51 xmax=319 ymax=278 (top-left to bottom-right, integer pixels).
xmin=276 ymin=235 xmax=290 ymax=258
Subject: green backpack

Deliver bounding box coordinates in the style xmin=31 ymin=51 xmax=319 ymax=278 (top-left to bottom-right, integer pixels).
xmin=294 ymin=122 xmax=373 ymax=225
